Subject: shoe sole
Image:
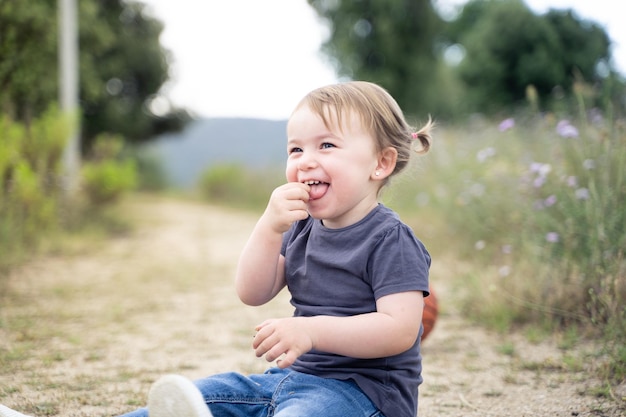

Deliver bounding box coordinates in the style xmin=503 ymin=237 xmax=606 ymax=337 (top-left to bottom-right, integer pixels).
xmin=0 ymin=405 xmax=31 ymax=417
xmin=148 ymin=374 xmax=213 ymax=417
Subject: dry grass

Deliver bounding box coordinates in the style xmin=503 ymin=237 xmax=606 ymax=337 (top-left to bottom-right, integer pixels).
xmin=1 ymin=194 xmax=624 ymax=417
xmin=1 ymin=195 xmax=290 ymax=416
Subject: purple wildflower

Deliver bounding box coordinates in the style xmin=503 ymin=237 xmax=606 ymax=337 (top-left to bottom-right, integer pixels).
xmin=588 ymin=108 xmax=604 ymax=125
xmin=498 ymin=118 xmax=515 ymax=132
xmin=546 ymin=232 xmax=560 ymax=243
xmin=575 ymin=188 xmax=590 ymax=200
xmin=538 ymin=163 xmax=552 ymax=177
xmin=556 ymin=120 xmax=579 ymax=138
xmin=544 ymin=194 xmax=557 ymax=207
xmin=533 ymin=176 xmax=546 ymax=188
xmin=528 ymin=162 xmax=551 ymax=189
xmin=530 ymin=162 xmax=543 ymax=174
xmin=476 ymin=147 xmax=496 ymax=163
xmin=566 ymin=176 xmax=578 ymax=187
xmin=498 ymin=265 xmax=511 ymax=277
xmin=583 ymin=159 xmax=595 ymax=170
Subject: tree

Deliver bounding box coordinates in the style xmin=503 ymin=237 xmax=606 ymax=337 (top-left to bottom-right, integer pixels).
xmin=307 ymin=0 xmax=446 ymax=119
xmin=0 ymin=0 xmax=189 ymax=152
xmin=447 ymin=0 xmax=613 ymax=114
xmin=0 ymin=0 xmax=58 ymax=122
xmin=79 ymin=1 xmax=189 ymax=151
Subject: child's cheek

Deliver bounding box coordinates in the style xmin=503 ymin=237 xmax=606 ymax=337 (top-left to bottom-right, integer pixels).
xmin=285 ymin=162 xmax=298 ymax=183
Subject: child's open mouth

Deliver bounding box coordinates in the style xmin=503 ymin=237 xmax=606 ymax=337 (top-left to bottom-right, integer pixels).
xmin=304 ymin=180 xmax=329 ymax=201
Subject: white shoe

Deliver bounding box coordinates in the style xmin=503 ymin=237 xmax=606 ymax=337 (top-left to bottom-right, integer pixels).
xmin=0 ymin=405 xmax=32 ymax=417
xmin=148 ymin=374 xmax=213 ymax=417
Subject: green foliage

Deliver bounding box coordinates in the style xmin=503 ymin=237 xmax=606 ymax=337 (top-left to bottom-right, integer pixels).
xmin=0 ymin=107 xmax=70 ymax=269
xmin=0 ymin=0 xmax=57 ymax=119
xmin=199 ymin=164 xmax=282 ymax=210
xmin=81 ymin=135 xmax=138 ymax=205
xmin=308 ymin=0 xmax=623 ymax=119
xmin=78 ymin=1 xmax=190 ymax=150
xmin=0 ymin=0 xmax=189 ymax=152
xmin=307 ymin=0 xmax=451 ymax=118
xmin=0 ymin=110 xmax=139 ymax=274
xmin=455 ymin=0 xmax=560 ymax=111
xmin=447 ymin=0 xmax=618 ymax=115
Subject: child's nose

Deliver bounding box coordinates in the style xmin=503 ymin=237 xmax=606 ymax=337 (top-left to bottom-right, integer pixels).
xmin=297 ymin=152 xmax=318 ymax=170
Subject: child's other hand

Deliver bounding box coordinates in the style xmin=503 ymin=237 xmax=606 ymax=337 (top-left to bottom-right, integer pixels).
xmin=262 ymin=182 xmax=310 ymax=234
xmin=252 ymin=317 xmax=314 ymax=369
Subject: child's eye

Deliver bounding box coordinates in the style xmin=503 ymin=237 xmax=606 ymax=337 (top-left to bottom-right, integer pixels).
xmin=321 ymin=142 xmax=335 ymax=149
xmin=288 ymin=147 xmax=303 ymax=154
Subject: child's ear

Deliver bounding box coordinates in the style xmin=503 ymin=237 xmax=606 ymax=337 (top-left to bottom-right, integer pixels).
xmin=372 ymin=146 xmax=398 ymax=180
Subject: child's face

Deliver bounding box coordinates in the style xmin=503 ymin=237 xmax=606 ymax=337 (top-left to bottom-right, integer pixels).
xmin=286 ymin=104 xmax=382 ymax=229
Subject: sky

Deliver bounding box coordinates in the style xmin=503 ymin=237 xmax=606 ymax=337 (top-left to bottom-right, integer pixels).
xmin=141 ymin=0 xmax=625 ymax=120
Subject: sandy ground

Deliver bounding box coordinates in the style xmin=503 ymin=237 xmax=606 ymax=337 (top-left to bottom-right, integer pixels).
xmin=0 ymin=195 xmax=624 ymax=417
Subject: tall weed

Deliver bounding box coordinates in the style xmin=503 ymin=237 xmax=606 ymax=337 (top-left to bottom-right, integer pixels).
xmin=389 ymin=110 xmax=625 ymax=383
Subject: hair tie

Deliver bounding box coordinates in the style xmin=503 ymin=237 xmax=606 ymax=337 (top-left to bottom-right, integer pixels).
xmin=411 ymin=132 xmax=419 ymax=139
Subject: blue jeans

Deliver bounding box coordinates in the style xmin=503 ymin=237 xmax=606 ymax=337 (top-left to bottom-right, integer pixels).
xmin=120 ymin=368 xmax=384 ymax=417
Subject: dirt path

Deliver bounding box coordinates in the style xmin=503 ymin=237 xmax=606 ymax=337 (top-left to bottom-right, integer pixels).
xmin=1 ymin=195 xmax=623 ymax=417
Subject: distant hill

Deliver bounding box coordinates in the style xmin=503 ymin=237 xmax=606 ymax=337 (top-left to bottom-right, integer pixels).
xmin=144 ymin=118 xmax=287 ymax=188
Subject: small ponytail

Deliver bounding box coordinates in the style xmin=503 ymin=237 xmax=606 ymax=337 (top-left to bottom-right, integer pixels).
xmin=411 ymin=117 xmax=434 ymax=155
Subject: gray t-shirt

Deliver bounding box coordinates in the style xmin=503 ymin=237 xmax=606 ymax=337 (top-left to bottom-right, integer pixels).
xmin=281 ymin=204 xmax=431 ymax=417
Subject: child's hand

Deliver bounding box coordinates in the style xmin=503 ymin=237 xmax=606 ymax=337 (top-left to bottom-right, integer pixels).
xmin=252 ymin=317 xmax=314 ymax=369
xmin=262 ymin=182 xmax=310 ymax=234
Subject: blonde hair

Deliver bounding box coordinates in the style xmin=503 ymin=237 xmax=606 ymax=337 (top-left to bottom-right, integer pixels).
xmin=295 ymin=81 xmax=433 ymax=179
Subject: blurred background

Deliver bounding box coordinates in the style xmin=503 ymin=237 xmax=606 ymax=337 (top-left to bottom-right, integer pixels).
xmin=1 ymin=0 xmax=625 ymax=399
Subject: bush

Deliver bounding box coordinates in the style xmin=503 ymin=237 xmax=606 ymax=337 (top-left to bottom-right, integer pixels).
xmin=81 ymin=134 xmax=138 ymax=205
xmin=0 ymin=110 xmax=139 ymax=274
xmin=0 ymin=107 xmax=71 ymax=268
xmin=132 ymin=149 xmax=169 ymax=192
xmin=199 ymin=164 xmax=282 ymax=211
